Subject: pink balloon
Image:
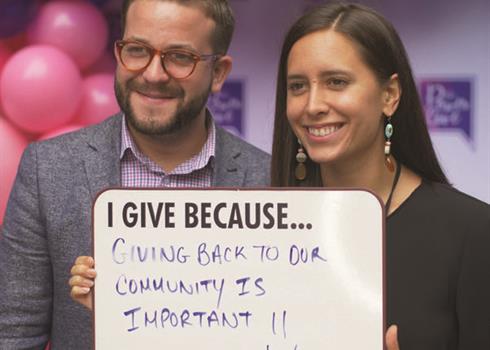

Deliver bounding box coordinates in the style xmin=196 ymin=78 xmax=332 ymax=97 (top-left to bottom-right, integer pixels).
xmin=0 ymin=118 xmax=28 ymax=224
xmin=28 ymin=1 xmax=109 ymax=69
xmin=75 ymin=73 xmax=119 ymax=125
xmin=0 ymin=45 xmax=82 ymax=133
xmin=38 ymin=123 xmax=83 ymax=140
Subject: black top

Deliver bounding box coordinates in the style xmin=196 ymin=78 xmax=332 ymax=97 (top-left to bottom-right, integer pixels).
xmin=386 ymin=181 xmax=490 ymax=349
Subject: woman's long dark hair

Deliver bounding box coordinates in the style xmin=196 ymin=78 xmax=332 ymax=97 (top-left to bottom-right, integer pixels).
xmin=271 ymin=3 xmax=448 ymax=187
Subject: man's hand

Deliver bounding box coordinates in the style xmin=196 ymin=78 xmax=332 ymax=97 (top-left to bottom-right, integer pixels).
xmin=69 ymin=256 xmax=96 ymax=311
xmin=386 ymin=325 xmax=400 ymax=350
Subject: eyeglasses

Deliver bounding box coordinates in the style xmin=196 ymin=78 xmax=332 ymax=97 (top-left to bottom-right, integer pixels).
xmin=115 ymin=40 xmax=221 ymax=80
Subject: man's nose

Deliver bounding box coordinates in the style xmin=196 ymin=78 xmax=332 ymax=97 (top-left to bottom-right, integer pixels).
xmin=141 ymin=54 xmax=171 ymax=83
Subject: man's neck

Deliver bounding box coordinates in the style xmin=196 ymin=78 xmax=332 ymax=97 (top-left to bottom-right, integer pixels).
xmin=128 ymin=111 xmax=209 ymax=173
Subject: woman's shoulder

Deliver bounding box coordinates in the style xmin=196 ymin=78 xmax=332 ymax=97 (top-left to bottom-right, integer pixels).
xmin=405 ymin=181 xmax=490 ymax=233
xmin=422 ymin=181 xmax=489 ymax=213
xmin=392 ymin=172 xmax=488 ymax=221
xmin=390 ymin=180 xmax=489 ymax=252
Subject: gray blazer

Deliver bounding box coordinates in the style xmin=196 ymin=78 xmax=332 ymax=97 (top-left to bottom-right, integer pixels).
xmin=0 ymin=114 xmax=270 ymax=349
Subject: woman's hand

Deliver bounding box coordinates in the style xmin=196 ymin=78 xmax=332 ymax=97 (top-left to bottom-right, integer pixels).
xmin=69 ymin=256 xmax=96 ymax=310
xmin=386 ymin=325 xmax=400 ymax=350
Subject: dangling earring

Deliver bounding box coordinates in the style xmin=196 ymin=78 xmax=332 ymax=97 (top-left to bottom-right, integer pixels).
xmin=384 ymin=116 xmax=395 ymax=172
xmin=295 ymin=139 xmax=307 ymax=180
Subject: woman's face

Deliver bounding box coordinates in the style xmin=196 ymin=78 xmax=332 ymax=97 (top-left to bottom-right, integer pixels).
xmin=286 ymin=29 xmax=397 ymax=169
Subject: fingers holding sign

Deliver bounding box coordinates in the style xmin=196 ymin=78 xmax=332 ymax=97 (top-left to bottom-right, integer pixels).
xmin=69 ymin=256 xmax=96 ymax=311
xmin=386 ymin=325 xmax=400 ymax=350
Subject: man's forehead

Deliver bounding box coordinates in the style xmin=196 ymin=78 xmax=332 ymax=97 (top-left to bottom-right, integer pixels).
xmin=127 ymin=0 xmax=212 ymax=20
xmin=126 ymin=1 xmax=214 ymax=29
xmin=125 ymin=0 xmax=215 ymax=46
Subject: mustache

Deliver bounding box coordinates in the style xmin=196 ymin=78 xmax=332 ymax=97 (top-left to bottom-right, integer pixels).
xmin=127 ymin=79 xmax=184 ymax=98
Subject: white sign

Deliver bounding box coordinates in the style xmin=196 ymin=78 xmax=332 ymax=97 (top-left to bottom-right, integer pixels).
xmin=93 ymin=189 xmax=385 ymax=349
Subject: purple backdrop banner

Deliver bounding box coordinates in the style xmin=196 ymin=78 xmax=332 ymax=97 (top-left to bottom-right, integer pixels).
xmin=207 ymin=80 xmax=244 ymax=137
xmin=419 ymin=78 xmax=473 ymax=142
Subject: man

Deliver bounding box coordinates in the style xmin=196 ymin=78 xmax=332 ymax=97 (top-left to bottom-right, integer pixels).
xmin=0 ymin=0 xmax=269 ymax=348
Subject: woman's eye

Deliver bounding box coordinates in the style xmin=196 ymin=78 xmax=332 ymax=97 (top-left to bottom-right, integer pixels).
xmin=327 ymin=78 xmax=348 ymax=89
xmin=288 ymin=82 xmax=306 ymax=94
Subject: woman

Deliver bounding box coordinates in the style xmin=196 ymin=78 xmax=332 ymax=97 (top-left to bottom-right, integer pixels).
xmin=271 ymin=2 xmax=489 ymax=349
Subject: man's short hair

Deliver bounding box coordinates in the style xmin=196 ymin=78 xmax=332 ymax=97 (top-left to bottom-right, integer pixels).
xmin=121 ymin=0 xmax=235 ymax=54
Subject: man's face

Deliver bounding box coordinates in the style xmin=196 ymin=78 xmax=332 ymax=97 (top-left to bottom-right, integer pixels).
xmin=114 ymin=0 xmax=223 ymax=136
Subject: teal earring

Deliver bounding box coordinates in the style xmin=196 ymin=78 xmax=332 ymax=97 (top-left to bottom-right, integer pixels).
xmin=384 ymin=116 xmax=394 ymax=172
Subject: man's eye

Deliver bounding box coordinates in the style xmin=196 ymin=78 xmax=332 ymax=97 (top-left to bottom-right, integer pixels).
xmin=125 ymin=45 xmax=148 ymax=57
xmin=167 ymin=52 xmax=195 ymax=65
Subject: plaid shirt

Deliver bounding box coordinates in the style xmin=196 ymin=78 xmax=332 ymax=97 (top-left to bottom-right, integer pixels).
xmin=120 ymin=116 xmax=215 ymax=188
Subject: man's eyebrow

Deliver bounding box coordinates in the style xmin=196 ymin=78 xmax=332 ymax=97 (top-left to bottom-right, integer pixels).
xmin=164 ymin=43 xmax=199 ymax=52
xmin=124 ymin=36 xmax=151 ymax=45
xmin=122 ymin=37 xmax=199 ymax=53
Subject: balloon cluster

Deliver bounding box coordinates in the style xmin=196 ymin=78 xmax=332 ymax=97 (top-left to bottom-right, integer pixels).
xmin=0 ymin=0 xmax=122 ymax=223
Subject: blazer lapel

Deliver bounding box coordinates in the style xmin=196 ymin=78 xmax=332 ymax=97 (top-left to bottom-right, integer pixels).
xmin=84 ymin=114 xmax=122 ymax=200
xmin=213 ymin=126 xmax=246 ymax=187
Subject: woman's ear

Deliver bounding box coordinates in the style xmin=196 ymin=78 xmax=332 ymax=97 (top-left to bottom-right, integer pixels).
xmin=211 ymin=55 xmax=233 ymax=93
xmin=382 ymin=73 xmax=401 ymax=117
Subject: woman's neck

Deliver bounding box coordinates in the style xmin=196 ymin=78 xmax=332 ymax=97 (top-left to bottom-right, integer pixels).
xmin=320 ymin=153 xmax=396 ymax=206
xmin=320 ymin=154 xmax=423 ymax=215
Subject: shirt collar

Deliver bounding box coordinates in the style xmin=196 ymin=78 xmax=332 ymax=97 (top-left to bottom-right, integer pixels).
xmin=120 ymin=112 xmax=216 ymax=174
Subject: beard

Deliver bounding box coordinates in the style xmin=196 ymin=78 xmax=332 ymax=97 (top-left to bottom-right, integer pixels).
xmin=115 ymin=76 xmax=211 ymax=136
